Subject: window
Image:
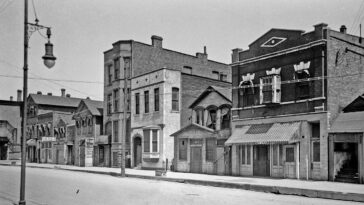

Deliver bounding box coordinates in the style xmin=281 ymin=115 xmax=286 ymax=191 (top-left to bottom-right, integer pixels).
xmin=219 ymin=73 xmax=227 ymax=81
xmin=241 ymin=145 xmax=251 ymax=165
xmin=240 ymin=81 xmax=255 ymax=107
xmin=179 ymin=139 xmax=187 ymax=160
xmin=107 ymin=65 xmax=112 ymax=84
xmin=154 ymin=88 xmax=159 ymax=111
xmin=259 ymin=75 xmax=281 ymax=104
xmin=286 ymin=147 xmax=295 ymax=162
xmin=114 ymin=58 xmax=120 ymax=80
xmin=144 ymin=90 xmax=149 ymax=113
xmin=113 ymin=89 xmax=119 ymax=112
xmin=206 ymin=138 xmax=216 ymax=161
xmin=206 ymin=108 xmax=217 ymax=130
xmin=124 ymin=57 xmax=131 ymax=79
xmin=107 ymin=94 xmax=112 ymax=115
xmin=220 ymin=107 xmax=230 ymax=129
xmin=212 ymin=71 xmax=219 ymax=80
xmin=99 ymin=146 xmax=104 ymax=163
xmin=182 ymin=66 xmax=192 ymax=74
xmin=295 ymin=71 xmax=310 ymax=99
xmin=172 ymin=87 xmax=179 ymax=111
xmin=127 ymin=88 xmax=130 ymax=111
xmin=195 ymin=108 xmax=204 ymax=125
xmin=113 ymin=120 xmax=119 ymax=142
xmin=135 ymin=93 xmax=140 ymax=114
xmin=143 ymin=129 xmax=150 ymax=152
xmin=152 ymin=130 xmax=158 ymax=152
xmin=313 ymin=141 xmax=320 ymax=162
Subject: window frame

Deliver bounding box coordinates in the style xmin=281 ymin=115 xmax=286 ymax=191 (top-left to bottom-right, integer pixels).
xmin=107 ymin=64 xmax=113 ymax=84
xmin=135 ymin=93 xmax=140 ymax=114
xmin=143 ymin=129 xmax=159 ymax=153
xmin=144 ymin=90 xmax=149 ymax=113
xmin=107 ymin=94 xmax=112 ymax=115
xmin=113 ymin=89 xmax=119 ymax=112
xmin=240 ymin=145 xmax=251 ymax=165
xmin=154 ymin=88 xmax=159 ymax=112
xmin=114 ymin=58 xmax=120 ymax=80
xmin=113 ymin=120 xmax=119 ymax=143
xmin=172 ymin=87 xmax=179 ymax=111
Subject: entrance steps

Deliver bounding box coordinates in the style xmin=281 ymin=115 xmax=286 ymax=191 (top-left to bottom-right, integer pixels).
xmin=335 ymin=160 xmax=359 ymax=183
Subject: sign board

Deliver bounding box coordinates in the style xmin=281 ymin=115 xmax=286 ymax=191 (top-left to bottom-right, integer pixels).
xmin=42 ymin=137 xmax=56 ymax=142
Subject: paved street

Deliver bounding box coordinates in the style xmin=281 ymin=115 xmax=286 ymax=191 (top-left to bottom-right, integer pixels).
xmin=0 ymin=166 xmax=361 ymax=205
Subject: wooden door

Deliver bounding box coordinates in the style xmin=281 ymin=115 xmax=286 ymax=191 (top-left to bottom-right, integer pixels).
xmin=253 ymin=145 xmax=270 ymax=176
xmin=284 ymin=145 xmax=296 ymax=178
xmin=134 ymin=137 xmax=142 ymax=167
xmin=190 ymin=147 xmax=202 ymax=173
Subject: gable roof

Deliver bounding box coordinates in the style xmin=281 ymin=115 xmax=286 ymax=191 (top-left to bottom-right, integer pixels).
xmin=189 ymin=85 xmax=232 ymax=109
xmin=170 ymin=123 xmax=215 ymax=137
xmin=81 ymin=99 xmax=103 ymax=116
xmin=29 ymin=94 xmax=82 ymax=108
xmin=249 ymin=28 xmax=304 ymax=47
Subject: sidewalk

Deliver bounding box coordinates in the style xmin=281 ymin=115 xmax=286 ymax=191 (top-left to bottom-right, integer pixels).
xmin=1 ymin=160 xmax=364 ymax=202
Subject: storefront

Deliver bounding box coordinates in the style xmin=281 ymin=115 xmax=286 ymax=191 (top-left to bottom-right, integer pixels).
xmin=94 ymin=135 xmax=110 ymax=167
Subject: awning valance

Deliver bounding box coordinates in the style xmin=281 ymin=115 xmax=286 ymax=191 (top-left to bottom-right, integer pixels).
xmin=225 ymin=122 xmax=301 ymax=145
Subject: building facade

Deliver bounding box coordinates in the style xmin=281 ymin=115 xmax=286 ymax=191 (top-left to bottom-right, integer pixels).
xmin=229 ymin=23 xmax=364 ymax=181
xmin=171 ymin=86 xmax=232 ymax=175
xmin=104 ymin=35 xmax=231 ymax=169
xmin=73 ymin=99 xmax=104 ymax=167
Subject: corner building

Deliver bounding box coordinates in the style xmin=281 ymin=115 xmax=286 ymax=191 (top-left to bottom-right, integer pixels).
xmin=229 ymin=23 xmax=364 ymax=180
xmin=104 ymin=35 xmax=230 ymax=169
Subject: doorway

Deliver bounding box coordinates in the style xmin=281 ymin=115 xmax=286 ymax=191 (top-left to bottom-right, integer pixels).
xmin=253 ymin=145 xmax=270 ymax=176
xmin=284 ymin=145 xmax=296 ymax=178
xmin=0 ymin=137 xmax=8 ymax=160
xmin=190 ymin=146 xmax=202 ymax=173
xmin=133 ymin=136 xmax=142 ymax=167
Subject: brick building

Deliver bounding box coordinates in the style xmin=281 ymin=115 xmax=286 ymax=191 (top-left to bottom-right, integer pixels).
xmin=104 ymin=35 xmax=231 ymax=169
xmin=171 ymin=86 xmax=231 ymax=174
xmin=26 ymin=89 xmax=82 ymax=163
xmin=0 ymin=90 xmax=22 ymax=160
xmin=228 ymin=23 xmax=364 ymax=181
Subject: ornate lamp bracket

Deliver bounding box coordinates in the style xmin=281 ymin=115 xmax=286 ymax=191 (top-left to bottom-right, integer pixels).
xmin=26 ymin=22 xmax=50 ymax=42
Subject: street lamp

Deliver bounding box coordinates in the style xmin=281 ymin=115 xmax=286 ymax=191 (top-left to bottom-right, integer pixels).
xmin=19 ymin=0 xmax=56 ymax=204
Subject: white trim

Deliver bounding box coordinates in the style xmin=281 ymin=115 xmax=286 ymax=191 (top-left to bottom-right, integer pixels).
xmin=261 ymin=37 xmax=287 ymax=48
xmin=231 ymin=110 xmax=327 ymax=122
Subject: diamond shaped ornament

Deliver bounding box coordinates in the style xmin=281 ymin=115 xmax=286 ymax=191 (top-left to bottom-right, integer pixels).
xmin=261 ymin=37 xmax=287 ymax=47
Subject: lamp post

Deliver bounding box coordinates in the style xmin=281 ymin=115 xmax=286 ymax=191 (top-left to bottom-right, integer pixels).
xmin=19 ymin=0 xmax=56 ymax=204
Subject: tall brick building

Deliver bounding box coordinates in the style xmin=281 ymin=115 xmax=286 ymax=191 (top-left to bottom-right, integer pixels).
xmin=104 ymin=36 xmax=231 ymax=169
xmin=228 ymin=23 xmax=364 ymax=181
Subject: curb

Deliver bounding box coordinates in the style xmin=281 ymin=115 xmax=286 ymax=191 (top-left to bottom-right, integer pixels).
xmin=1 ymin=163 xmax=364 ymax=202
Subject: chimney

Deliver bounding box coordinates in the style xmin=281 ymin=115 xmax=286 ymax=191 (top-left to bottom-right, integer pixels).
xmin=314 ymin=23 xmax=328 ymax=38
xmin=196 ymin=46 xmax=208 ymax=64
xmin=340 ymin=25 xmax=347 ymax=34
xmin=151 ymin=35 xmax=163 ymax=48
xmin=86 ymin=97 xmax=90 ymax=100
xmin=47 ymin=92 xmax=52 ymax=96
xmin=203 ymin=46 xmax=207 ymax=54
xmin=17 ymin=89 xmax=22 ymax=101
xmin=37 ymin=91 xmax=42 ymax=95
xmin=232 ymin=48 xmax=243 ymax=63
xmin=66 ymin=94 xmax=71 ymax=98
xmin=61 ymin=88 xmax=66 ymax=97
xmin=10 ymin=96 xmax=13 ymax=101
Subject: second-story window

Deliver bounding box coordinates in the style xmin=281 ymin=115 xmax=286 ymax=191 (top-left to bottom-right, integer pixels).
xmin=195 ymin=108 xmax=204 ymax=125
xmin=114 ymin=58 xmax=120 ymax=80
xmin=259 ymin=74 xmax=281 ymax=104
xmin=113 ymin=89 xmax=119 ymax=112
xmin=135 ymin=93 xmax=140 ymax=114
xmin=221 ymin=107 xmax=230 ymax=129
xmin=172 ymin=87 xmax=179 ymax=111
xmin=240 ymin=81 xmax=255 ymax=107
xmin=154 ymin=88 xmax=159 ymax=111
xmin=295 ymin=72 xmax=310 ymax=99
xmin=107 ymin=94 xmax=112 ymax=115
xmin=144 ymin=90 xmax=149 ymax=113
xmin=206 ymin=107 xmax=217 ymax=130
xmin=108 ymin=65 xmax=112 ymax=84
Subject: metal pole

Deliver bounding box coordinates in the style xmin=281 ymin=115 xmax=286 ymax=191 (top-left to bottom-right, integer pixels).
xmin=121 ymin=58 xmax=128 ymax=177
xmin=19 ymin=0 xmax=28 ymax=204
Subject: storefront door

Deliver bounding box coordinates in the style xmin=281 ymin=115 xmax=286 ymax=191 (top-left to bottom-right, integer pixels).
xmin=253 ymin=145 xmax=270 ymax=176
xmin=284 ymin=145 xmax=296 ymax=178
xmin=190 ymin=146 xmax=202 ymax=173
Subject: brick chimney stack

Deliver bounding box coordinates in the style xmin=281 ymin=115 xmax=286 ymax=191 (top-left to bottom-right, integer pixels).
xmin=151 ymin=35 xmax=163 ymax=48
xmin=61 ymin=88 xmax=66 ymax=97
xmin=340 ymin=25 xmax=347 ymax=34
xmin=17 ymin=89 xmax=22 ymax=102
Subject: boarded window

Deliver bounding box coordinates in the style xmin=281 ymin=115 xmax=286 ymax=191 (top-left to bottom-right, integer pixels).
xmin=152 ymin=130 xmax=158 ymax=152
xmin=179 ymin=139 xmax=187 ymax=160
xmin=144 ymin=90 xmax=149 ymax=113
xmin=241 ymin=145 xmax=246 ymax=164
xmin=113 ymin=120 xmax=119 ymax=142
xmin=206 ymin=139 xmax=215 ymax=161
xmin=313 ymin=141 xmax=320 ymax=162
xmin=286 ymin=147 xmax=295 ymax=162
xmin=172 ymin=87 xmax=179 ymax=111
xmin=143 ymin=130 xmax=150 ymax=152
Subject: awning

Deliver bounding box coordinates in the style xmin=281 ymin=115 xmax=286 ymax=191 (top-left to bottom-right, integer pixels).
xmin=225 ymin=122 xmax=301 ymax=145
xmin=27 ymin=139 xmax=37 ymax=146
xmin=329 ymin=111 xmax=364 ymax=133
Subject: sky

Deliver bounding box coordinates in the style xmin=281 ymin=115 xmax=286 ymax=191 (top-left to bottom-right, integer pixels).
xmin=0 ymin=0 xmax=363 ymax=101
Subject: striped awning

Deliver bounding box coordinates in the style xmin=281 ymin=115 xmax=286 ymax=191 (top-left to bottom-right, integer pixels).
xmin=225 ymin=121 xmax=301 ymax=145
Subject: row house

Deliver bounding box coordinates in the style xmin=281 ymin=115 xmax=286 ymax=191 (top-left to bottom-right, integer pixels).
xmin=104 ymin=35 xmax=231 ymax=169
xmin=228 ymin=23 xmax=364 ymax=181
xmin=26 ymin=89 xmax=82 ymax=163
xmin=0 ymin=90 xmax=22 ymax=160
xmin=171 ymin=86 xmax=232 ymax=174
xmin=72 ymin=99 xmax=105 ymax=167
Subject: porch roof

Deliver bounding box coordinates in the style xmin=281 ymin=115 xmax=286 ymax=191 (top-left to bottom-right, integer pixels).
xmin=225 ymin=122 xmax=301 ymax=145
xmin=329 ymin=111 xmax=364 ymax=133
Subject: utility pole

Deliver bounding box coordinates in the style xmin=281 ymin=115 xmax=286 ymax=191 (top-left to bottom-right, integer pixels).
xmin=121 ymin=57 xmax=130 ymax=177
